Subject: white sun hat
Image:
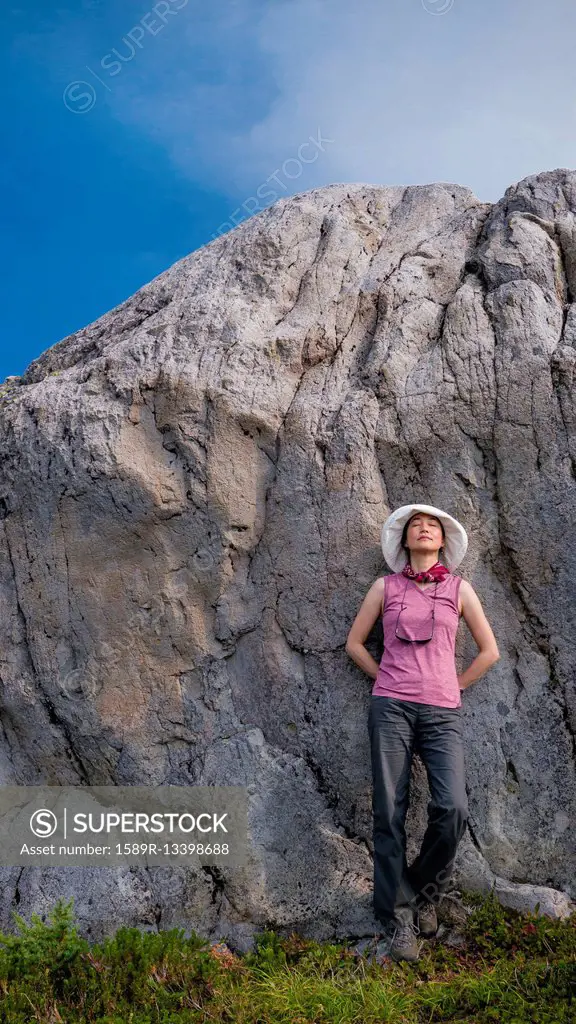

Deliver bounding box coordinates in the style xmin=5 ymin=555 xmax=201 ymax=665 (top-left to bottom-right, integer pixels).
xmin=381 ymin=503 xmax=468 ymax=573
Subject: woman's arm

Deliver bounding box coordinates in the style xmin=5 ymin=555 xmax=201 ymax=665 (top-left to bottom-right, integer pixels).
xmin=345 ymin=578 xmax=386 ymax=680
xmin=458 ymin=580 xmax=500 ymax=690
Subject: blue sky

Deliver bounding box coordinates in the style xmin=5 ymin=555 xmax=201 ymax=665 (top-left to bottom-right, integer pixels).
xmin=3 ymin=0 xmax=576 ymax=381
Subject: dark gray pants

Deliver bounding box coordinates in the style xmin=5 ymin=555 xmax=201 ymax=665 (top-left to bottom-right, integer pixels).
xmin=367 ymin=695 xmax=468 ymax=928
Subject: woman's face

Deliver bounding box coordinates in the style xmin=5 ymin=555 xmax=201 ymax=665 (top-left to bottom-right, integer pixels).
xmin=405 ymin=513 xmax=444 ymax=553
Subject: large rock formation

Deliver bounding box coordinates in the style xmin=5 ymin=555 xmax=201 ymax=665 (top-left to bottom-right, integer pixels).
xmin=0 ymin=169 xmax=575 ymax=948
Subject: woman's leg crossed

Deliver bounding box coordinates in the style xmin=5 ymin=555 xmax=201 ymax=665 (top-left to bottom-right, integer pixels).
xmin=368 ymin=697 xmax=419 ymax=926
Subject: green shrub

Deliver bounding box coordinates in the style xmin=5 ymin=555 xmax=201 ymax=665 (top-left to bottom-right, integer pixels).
xmin=244 ymin=929 xmax=289 ymax=973
xmin=0 ymin=892 xmax=572 ymax=1023
xmin=71 ymin=924 xmax=220 ymax=1018
xmin=0 ymin=897 xmax=88 ymax=997
xmin=464 ymin=888 xmax=576 ymax=960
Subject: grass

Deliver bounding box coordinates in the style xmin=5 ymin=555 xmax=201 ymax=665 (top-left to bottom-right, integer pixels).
xmin=0 ymin=889 xmax=573 ymax=1023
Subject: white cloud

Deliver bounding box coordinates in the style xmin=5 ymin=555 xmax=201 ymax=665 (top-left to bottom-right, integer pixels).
xmin=235 ymin=0 xmax=576 ymax=202
xmin=18 ymin=0 xmax=576 ymax=203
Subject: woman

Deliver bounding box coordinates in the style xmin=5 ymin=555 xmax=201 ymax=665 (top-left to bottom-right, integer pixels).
xmin=345 ymin=503 xmax=499 ymax=963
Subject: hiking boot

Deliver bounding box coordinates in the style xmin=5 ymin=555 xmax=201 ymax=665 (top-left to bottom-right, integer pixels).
xmin=383 ymin=914 xmax=420 ymax=963
xmin=417 ymin=900 xmax=438 ymax=938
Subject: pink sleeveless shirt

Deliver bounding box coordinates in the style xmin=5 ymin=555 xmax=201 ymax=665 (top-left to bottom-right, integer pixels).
xmin=371 ymin=572 xmax=463 ymax=708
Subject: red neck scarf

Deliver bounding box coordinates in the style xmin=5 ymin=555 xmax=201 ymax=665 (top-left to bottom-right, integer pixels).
xmin=402 ymin=560 xmax=450 ymax=584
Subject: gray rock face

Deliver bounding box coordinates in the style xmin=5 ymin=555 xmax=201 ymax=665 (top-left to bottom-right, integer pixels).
xmin=0 ymin=170 xmax=575 ymax=947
